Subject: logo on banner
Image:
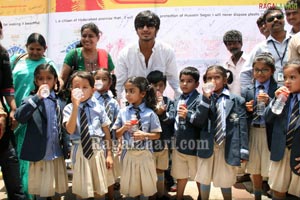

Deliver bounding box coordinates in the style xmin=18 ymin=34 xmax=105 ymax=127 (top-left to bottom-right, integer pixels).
xmin=258 ymin=2 xmax=297 ymax=10
xmin=7 ymin=45 xmax=26 ymax=57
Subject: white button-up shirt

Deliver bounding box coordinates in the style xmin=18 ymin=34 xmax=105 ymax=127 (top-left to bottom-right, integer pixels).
xmin=224 ymin=52 xmax=248 ymax=95
xmin=242 ymin=32 xmax=292 ymax=87
xmin=115 ymin=40 xmax=181 ymax=99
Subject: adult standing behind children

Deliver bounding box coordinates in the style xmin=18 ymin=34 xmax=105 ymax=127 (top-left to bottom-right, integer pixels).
xmin=60 ymin=22 xmax=115 ymax=89
xmin=242 ymin=7 xmax=292 ymax=87
xmin=223 ymin=30 xmax=248 ymax=94
xmin=115 ymin=10 xmax=181 ymax=102
xmin=11 ymin=33 xmax=58 ymax=199
xmin=284 ymin=0 xmax=300 ymax=35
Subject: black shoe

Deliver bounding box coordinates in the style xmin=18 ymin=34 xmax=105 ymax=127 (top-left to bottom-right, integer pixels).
xmin=114 ymin=182 xmax=120 ymax=190
xmin=236 ymin=174 xmax=251 ymax=183
xmin=157 ymin=195 xmax=171 ymax=200
xmin=262 ymin=181 xmax=271 ymax=197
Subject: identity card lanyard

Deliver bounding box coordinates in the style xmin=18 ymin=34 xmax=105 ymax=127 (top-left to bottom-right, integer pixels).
xmin=271 ymin=38 xmax=289 ymax=82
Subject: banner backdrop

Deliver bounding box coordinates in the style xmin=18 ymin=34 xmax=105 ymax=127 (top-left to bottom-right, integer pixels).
xmin=0 ymin=0 xmax=290 ymax=94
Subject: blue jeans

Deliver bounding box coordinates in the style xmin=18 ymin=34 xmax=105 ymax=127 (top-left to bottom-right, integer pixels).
xmin=0 ymin=146 xmax=25 ymax=199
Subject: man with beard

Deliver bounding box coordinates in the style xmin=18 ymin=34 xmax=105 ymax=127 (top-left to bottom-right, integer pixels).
xmin=223 ymin=30 xmax=248 ymax=95
xmin=115 ymin=10 xmax=181 ymax=102
xmin=242 ymin=7 xmax=291 ymax=87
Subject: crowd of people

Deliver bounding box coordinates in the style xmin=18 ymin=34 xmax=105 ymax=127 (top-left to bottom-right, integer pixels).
xmin=0 ymin=2 xmax=300 ymax=200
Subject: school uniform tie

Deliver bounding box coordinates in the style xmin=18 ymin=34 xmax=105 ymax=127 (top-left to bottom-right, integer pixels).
xmin=286 ymin=96 xmax=299 ymax=149
xmin=49 ymin=96 xmax=61 ymax=135
xmin=215 ymin=100 xmax=225 ymax=145
xmin=80 ymin=105 xmax=94 ymax=159
xmin=252 ymin=85 xmax=265 ymax=122
xmin=56 ymin=101 xmax=62 ymax=135
xmin=132 ymin=107 xmax=144 ymax=148
xmin=133 ymin=107 xmax=142 ymax=130
xmin=101 ymin=93 xmax=111 ymax=117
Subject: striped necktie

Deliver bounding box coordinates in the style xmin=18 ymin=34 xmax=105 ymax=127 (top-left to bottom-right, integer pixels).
xmin=80 ymin=105 xmax=94 ymax=159
xmin=286 ymin=96 xmax=299 ymax=149
xmin=133 ymin=107 xmax=141 ymax=130
xmin=48 ymin=96 xmax=61 ymax=135
xmin=101 ymin=93 xmax=111 ymax=117
xmin=215 ymin=100 xmax=225 ymax=145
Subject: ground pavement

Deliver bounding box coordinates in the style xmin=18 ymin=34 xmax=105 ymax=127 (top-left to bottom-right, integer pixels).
xmin=0 ymin=173 xmax=271 ymax=200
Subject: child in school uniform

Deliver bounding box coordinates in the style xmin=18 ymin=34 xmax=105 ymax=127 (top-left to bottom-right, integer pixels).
xmin=147 ymin=70 xmax=175 ymax=199
xmin=265 ymin=60 xmax=300 ymax=199
xmin=93 ymin=68 xmax=120 ymax=200
xmin=14 ymin=63 xmax=68 ymax=199
xmin=195 ymin=65 xmax=249 ymax=200
xmin=112 ymin=76 xmax=161 ymax=199
xmin=241 ymin=53 xmax=277 ymax=200
xmin=170 ymin=66 xmax=210 ymax=200
xmin=63 ymin=71 xmax=113 ymax=199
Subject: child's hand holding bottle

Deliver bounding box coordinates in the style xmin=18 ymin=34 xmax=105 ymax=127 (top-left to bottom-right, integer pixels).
xmin=257 ymin=90 xmax=270 ymax=105
xmin=272 ymin=86 xmax=290 ymax=115
xmin=202 ymin=82 xmax=215 ymax=99
xmin=274 ymin=86 xmax=290 ymax=98
xmin=71 ymin=88 xmax=83 ymax=106
xmin=156 ymin=91 xmax=166 ymax=115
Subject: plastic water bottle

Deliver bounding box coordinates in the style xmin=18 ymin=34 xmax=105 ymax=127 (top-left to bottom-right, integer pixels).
xmin=130 ymin=114 xmax=140 ymax=146
xmin=94 ymin=80 xmax=103 ymax=90
xmin=156 ymin=91 xmax=165 ymax=109
xmin=271 ymin=92 xmax=288 ymax=115
xmin=72 ymin=88 xmax=83 ymax=100
xmin=203 ymin=82 xmax=216 ymax=93
xmin=130 ymin=114 xmax=139 ymax=132
xmin=256 ymin=89 xmax=265 ymax=116
xmin=178 ymin=99 xmax=187 ymax=129
xmin=40 ymin=85 xmax=50 ymax=98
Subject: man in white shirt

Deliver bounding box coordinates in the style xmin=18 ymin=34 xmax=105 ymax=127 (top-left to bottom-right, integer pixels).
xmin=242 ymin=7 xmax=292 ymax=87
xmin=223 ymin=30 xmax=248 ymax=95
xmin=115 ymin=10 xmax=181 ymax=101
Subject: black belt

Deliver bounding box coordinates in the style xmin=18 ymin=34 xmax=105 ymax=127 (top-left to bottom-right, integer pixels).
xmin=252 ymin=124 xmax=266 ymax=128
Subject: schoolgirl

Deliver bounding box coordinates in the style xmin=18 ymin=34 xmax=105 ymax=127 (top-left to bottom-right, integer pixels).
xmin=195 ymin=65 xmax=249 ymax=200
xmin=15 ymin=63 xmax=68 ymax=199
xmin=63 ymin=71 xmax=113 ymax=199
xmin=112 ymin=76 xmax=161 ymax=198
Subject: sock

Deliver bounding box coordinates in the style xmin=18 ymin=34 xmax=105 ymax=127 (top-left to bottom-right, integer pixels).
xmin=157 ymin=172 xmax=165 ymax=197
xmin=200 ymin=184 xmax=210 ymax=200
xmin=221 ymin=187 xmax=232 ymax=200
xmin=253 ymin=189 xmax=262 ymax=200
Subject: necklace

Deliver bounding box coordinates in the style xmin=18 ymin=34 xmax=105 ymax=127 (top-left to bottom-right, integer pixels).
xmin=85 ymin=59 xmax=98 ymax=72
xmin=83 ymin=50 xmax=98 ymax=72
